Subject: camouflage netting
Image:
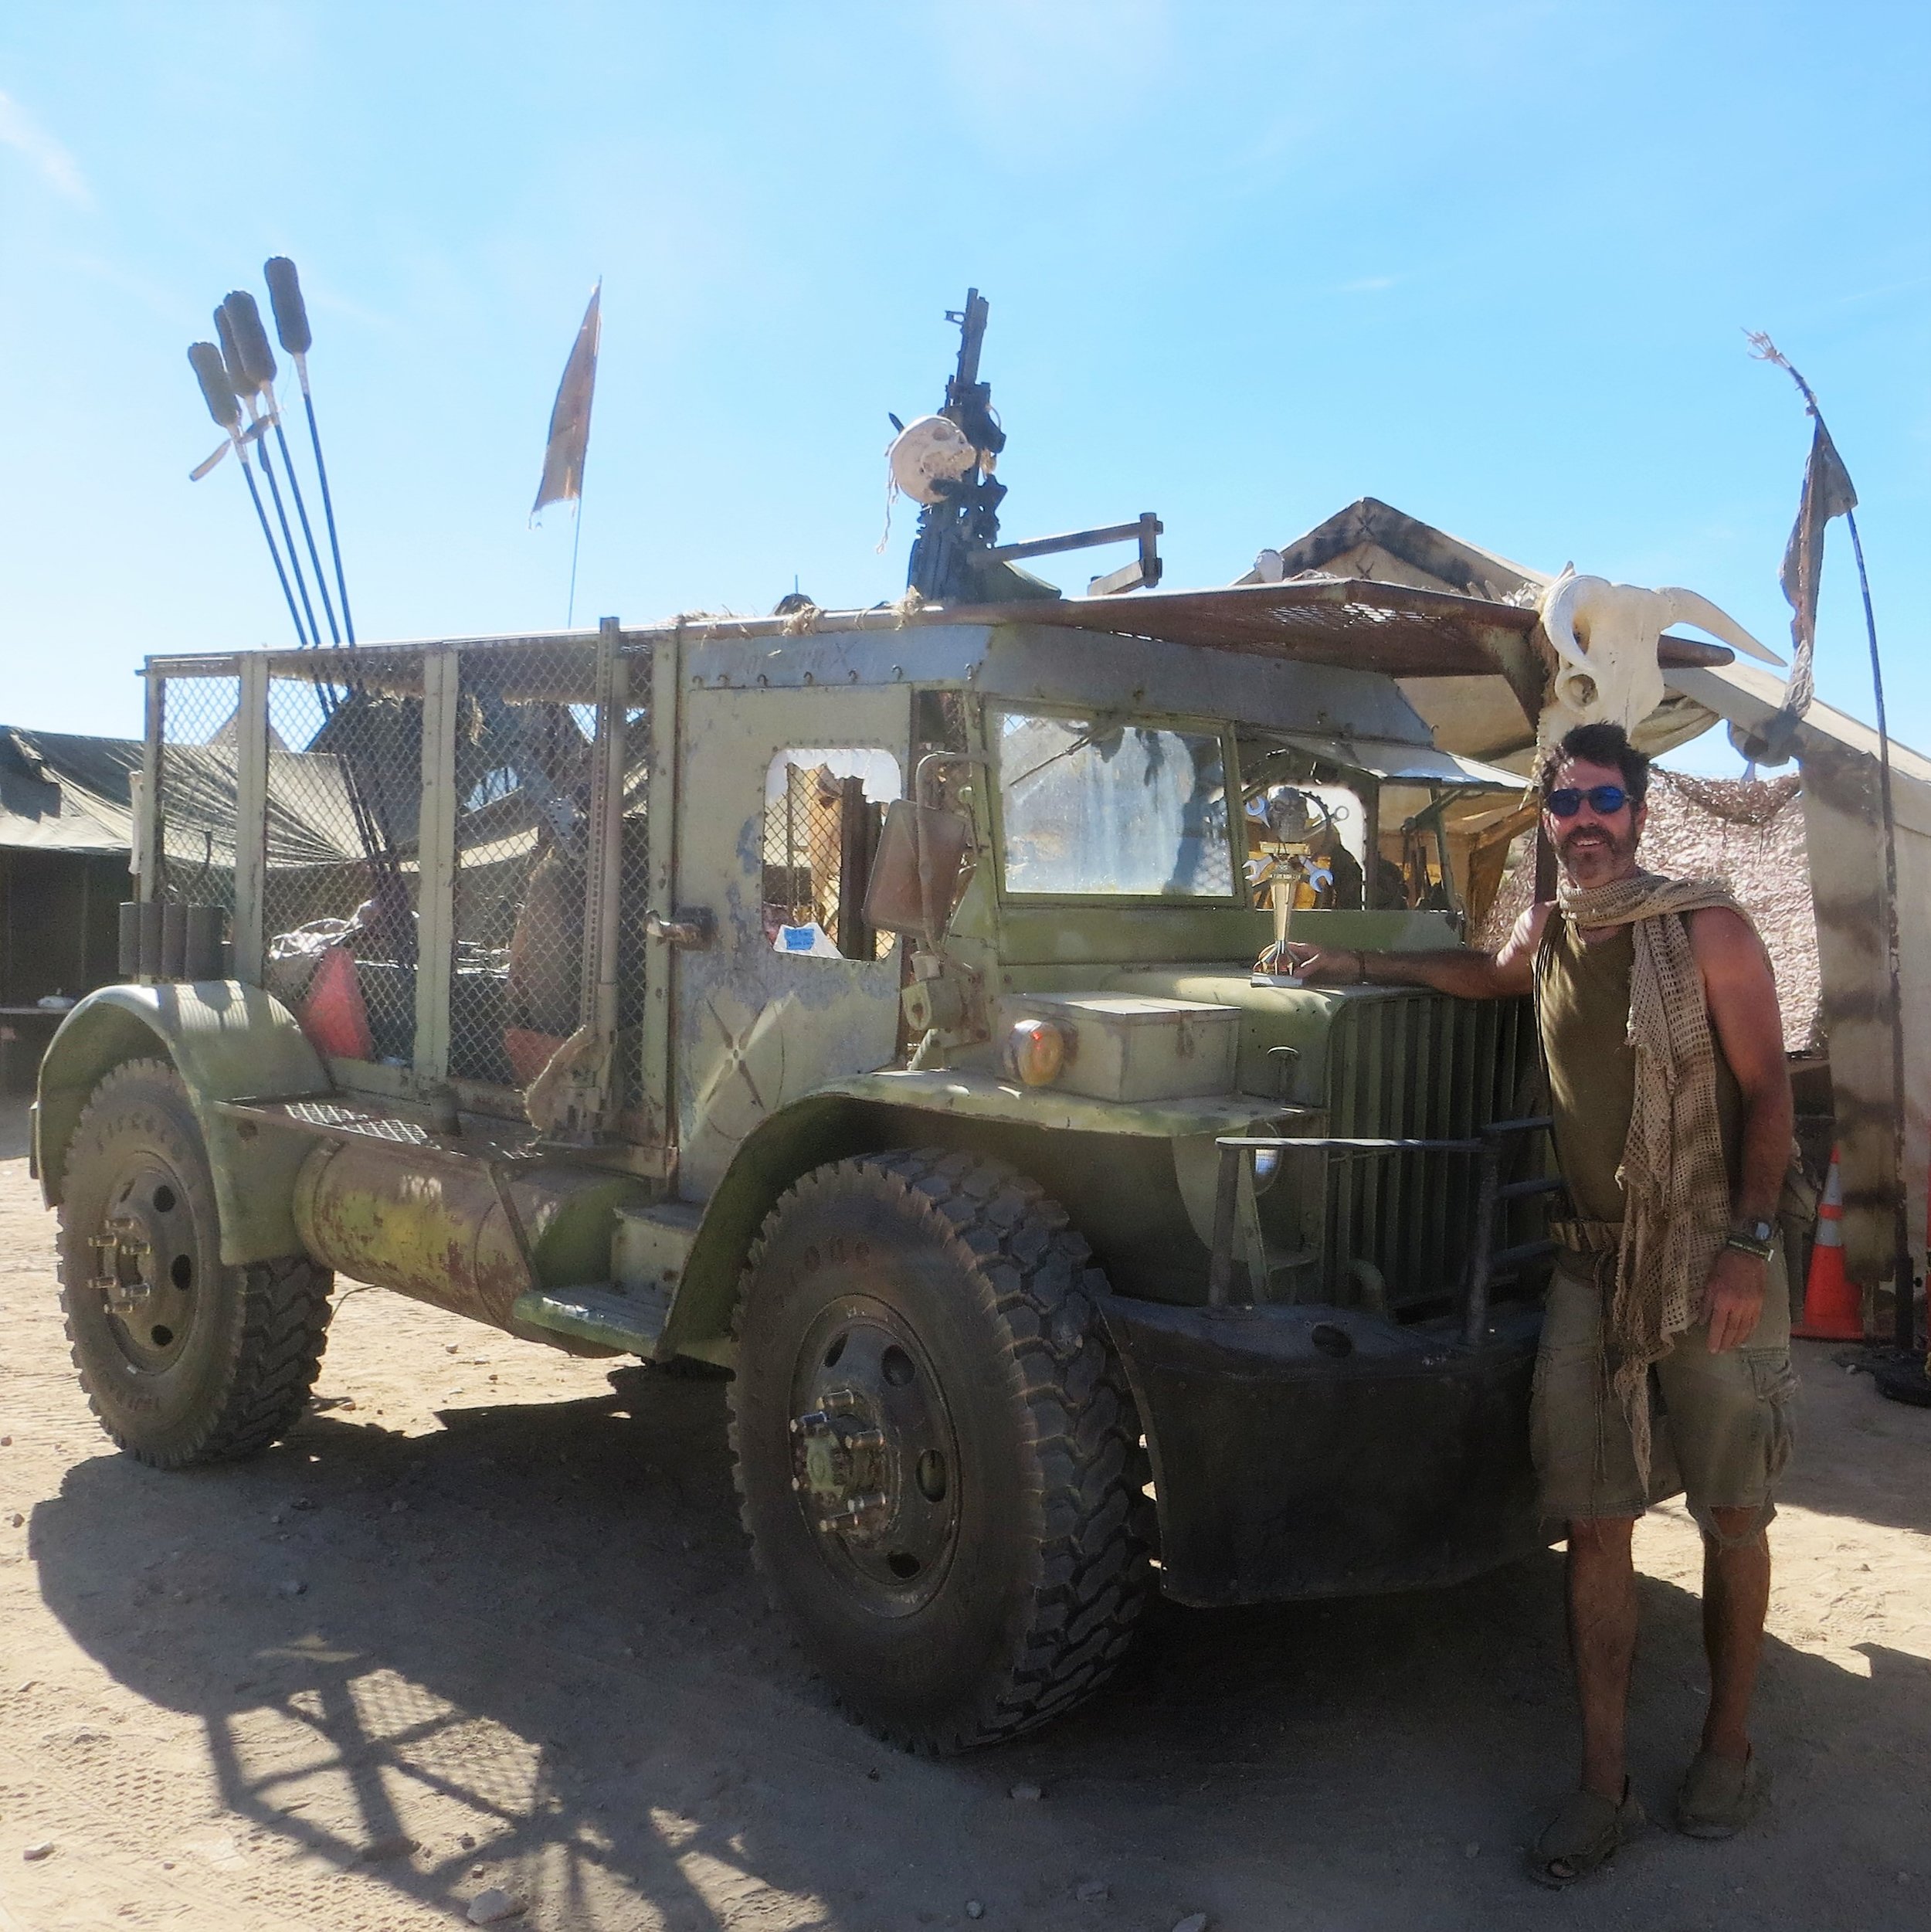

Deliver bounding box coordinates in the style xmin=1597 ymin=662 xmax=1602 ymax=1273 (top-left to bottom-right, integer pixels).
xmin=1477 ymin=768 xmax=1821 ymax=1054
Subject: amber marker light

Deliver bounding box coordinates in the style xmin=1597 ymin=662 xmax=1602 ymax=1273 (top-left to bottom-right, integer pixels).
xmin=1006 ymin=1018 xmax=1069 ymax=1086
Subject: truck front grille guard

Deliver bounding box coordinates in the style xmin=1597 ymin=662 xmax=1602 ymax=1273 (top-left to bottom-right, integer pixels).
xmin=1207 ymin=1118 xmax=1563 ymax=1346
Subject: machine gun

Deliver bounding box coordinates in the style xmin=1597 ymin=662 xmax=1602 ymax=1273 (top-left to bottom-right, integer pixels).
xmin=901 ymin=289 xmax=1162 ymax=605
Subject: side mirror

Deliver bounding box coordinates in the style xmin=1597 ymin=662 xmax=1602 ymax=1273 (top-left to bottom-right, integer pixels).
xmin=864 ymin=800 xmax=974 ymax=943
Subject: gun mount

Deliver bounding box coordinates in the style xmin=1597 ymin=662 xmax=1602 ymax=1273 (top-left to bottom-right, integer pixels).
xmin=900 ymin=289 xmax=1162 ymax=605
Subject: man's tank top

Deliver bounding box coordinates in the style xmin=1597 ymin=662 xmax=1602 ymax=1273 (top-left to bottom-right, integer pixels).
xmin=1536 ymin=913 xmax=1744 ymax=1224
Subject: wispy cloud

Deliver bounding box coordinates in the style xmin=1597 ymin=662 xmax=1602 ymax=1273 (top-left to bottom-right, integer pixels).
xmin=0 ymin=90 xmax=90 ymax=205
xmin=1336 ymin=274 xmax=1400 ymax=294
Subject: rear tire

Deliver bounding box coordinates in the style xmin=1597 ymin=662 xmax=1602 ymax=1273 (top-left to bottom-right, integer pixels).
xmin=56 ymin=1059 xmax=333 ymax=1468
xmin=729 ymin=1148 xmax=1152 ymax=1752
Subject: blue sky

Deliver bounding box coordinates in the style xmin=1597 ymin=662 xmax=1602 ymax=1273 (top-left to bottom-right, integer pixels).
xmin=2 ymin=2 xmax=1925 ymax=766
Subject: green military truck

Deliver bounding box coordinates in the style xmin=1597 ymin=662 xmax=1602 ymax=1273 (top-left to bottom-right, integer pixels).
xmin=32 ymin=302 xmax=1748 ymax=1752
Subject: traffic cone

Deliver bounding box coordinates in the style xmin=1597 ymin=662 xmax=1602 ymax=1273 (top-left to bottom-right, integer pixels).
xmin=1793 ymin=1146 xmax=1864 ymax=1340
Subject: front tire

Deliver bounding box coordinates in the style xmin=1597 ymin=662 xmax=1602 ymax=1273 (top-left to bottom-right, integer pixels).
xmin=729 ymin=1149 xmax=1152 ymax=1751
xmin=56 ymin=1059 xmax=333 ymax=1468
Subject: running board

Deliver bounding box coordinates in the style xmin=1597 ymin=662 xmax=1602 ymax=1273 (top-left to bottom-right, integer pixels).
xmin=512 ymin=1281 xmax=669 ymax=1355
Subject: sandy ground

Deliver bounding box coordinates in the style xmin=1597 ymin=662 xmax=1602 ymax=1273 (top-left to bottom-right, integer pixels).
xmin=2 ymin=1098 xmax=1929 ymax=1932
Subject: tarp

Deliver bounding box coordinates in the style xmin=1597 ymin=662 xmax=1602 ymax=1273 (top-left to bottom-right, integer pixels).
xmin=0 ymin=727 xmax=139 ymax=855
xmin=1668 ymin=659 xmax=1931 ymax=1293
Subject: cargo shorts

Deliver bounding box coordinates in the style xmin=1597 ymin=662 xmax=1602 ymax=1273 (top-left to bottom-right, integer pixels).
xmin=1530 ymin=1248 xmax=1798 ymax=1545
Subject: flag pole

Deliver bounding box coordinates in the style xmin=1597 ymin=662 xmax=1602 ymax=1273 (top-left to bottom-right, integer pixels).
xmin=568 ymin=498 xmax=585 ymax=629
xmin=1753 ymin=338 xmax=1914 ymax=1352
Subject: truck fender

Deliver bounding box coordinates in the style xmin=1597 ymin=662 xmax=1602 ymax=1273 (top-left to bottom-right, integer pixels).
xmin=36 ymin=981 xmax=329 ymax=1267
xmin=657 ymin=1071 xmax=1291 ymax=1362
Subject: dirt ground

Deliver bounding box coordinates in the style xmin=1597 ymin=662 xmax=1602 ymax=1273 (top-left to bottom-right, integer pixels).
xmin=2 ymin=1098 xmax=1929 ymax=1932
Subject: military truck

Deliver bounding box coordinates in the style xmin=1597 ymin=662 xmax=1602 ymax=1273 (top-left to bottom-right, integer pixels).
xmin=34 ymin=300 xmax=1743 ymax=1752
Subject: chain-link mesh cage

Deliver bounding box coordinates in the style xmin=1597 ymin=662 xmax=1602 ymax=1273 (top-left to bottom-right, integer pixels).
xmin=154 ymin=673 xmax=241 ymax=921
xmin=449 ymin=639 xmax=600 ymax=1092
xmin=760 ymin=751 xmax=893 ymax=961
xmin=261 ymin=659 xmax=423 ymax=1067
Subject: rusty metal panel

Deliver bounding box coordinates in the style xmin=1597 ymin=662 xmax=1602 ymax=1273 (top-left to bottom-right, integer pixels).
xmin=637 ymin=631 xmax=680 ymax=1148
xmin=579 ymin=619 xmax=628 ymax=1111
xmin=413 ymin=648 xmax=460 ymax=1085
xmin=231 ymin=655 xmax=270 ymax=984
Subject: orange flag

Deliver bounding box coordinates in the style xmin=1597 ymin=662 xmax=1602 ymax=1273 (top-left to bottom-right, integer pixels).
xmin=531 ymin=282 xmax=601 ymax=521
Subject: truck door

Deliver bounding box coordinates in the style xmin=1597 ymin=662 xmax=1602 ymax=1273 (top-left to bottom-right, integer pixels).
xmin=668 ymin=682 xmax=911 ymax=1199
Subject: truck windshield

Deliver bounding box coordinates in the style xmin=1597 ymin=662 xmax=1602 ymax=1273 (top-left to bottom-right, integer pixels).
xmin=995 ymin=710 xmax=1235 ymax=898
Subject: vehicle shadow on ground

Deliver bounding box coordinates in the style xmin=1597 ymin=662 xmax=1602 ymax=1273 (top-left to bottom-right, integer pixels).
xmin=28 ymin=1369 xmax=1931 ymax=1930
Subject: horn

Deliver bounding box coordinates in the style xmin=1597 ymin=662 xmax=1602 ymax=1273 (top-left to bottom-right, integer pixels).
xmin=1536 ymin=568 xmax=1594 ymax=670
xmin=1657 ymin=586 xmax=1783 ymax=665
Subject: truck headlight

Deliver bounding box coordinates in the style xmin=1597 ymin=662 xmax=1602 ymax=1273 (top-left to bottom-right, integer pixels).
xmin=1005 ymin=1018 xmax=1069 ymax=1087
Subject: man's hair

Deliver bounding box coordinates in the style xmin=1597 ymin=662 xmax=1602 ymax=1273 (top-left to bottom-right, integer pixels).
xmin=1539 ymin=721 xmax=1651 ymax=805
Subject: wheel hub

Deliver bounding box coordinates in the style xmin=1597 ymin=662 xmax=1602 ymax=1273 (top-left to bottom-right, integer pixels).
xmin=92 ymin=1163 xmax=200 ymax=1371
xmin=789 ymin=1299 xmax=960 ymax=1611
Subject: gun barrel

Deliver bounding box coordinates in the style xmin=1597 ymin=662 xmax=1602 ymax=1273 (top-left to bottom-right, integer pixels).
xmin=952 ymin=288 xmax=989 ymax=391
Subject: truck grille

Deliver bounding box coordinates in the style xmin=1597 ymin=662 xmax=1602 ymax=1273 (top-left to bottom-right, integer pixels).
xmin=1321 ymin=991 xmax=1540 ymax=1309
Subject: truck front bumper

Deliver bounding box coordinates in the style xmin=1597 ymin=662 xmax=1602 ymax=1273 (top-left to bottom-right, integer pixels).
xmin=1100 ymin=1296 xmax=1546 ymax=1607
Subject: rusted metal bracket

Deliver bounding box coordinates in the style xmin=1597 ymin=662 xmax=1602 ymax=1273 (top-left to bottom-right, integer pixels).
xmin=646 ymin=908 xmax=714 ymax=949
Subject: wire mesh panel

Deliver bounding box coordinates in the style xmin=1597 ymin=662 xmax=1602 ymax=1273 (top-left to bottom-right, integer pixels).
xmin=449 ymin=638 xmax=600 ymax=1095
xmin=154 ymin=673 xmax=241 ymax=918
xmin=260 ymin=659 xmax=424 ymax=1068
xmin=759 ymin=749 xmax=895 ymax=960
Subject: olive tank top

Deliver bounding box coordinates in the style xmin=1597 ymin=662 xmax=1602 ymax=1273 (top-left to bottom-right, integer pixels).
xmin=1536 ymin=914 xmax=1744 ymax=1224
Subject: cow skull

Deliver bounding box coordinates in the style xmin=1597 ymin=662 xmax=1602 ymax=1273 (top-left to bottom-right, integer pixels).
xmin=1536 ymin=570 xmax=1782 ymax=745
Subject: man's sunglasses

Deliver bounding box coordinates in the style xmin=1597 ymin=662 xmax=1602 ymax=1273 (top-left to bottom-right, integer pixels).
xmin=1544 ymin=784 xmax=1634 ymax=819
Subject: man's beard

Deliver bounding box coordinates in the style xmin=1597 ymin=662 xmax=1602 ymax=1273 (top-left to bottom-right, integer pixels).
xmin=1558 ymin=821 xmax=1637 ymax=874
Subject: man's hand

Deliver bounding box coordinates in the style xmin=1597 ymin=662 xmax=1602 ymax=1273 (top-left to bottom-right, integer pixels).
xmin=1699 ymin=1245 xmax=1768 ymax=1353
xmin=1264 ymin=940 xmax=1360 ymax=985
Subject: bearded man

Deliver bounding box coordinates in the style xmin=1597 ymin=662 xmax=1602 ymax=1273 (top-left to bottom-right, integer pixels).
xmin=1281 ymin=720 xmax=1797 ymax=1887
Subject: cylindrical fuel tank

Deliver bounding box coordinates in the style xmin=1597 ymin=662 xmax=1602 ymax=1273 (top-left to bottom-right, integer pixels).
xmin=292 ymin=1139 xmax=647 ymax=1331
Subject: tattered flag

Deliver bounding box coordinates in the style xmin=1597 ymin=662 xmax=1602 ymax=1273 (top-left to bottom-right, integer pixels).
xmin=1777 ymin=414 xmax=1858 ymax=721
xmin=531 ymin=281 xmax=601 ymax=522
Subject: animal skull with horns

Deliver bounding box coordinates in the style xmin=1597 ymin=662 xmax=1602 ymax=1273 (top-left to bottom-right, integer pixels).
xmin=1534 ymin=569 xmax=1783 ymax=746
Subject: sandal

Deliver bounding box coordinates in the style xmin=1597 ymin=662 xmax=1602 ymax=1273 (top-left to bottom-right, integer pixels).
xmin=1525 ymin=1781 xmax=1645 ymax=1888
xmin=1675 ymin=1750 xmax=1766 ymax=1839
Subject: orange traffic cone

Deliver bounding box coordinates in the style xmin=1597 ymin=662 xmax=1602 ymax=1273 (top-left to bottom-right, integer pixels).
xmin=1793 ymin=1146 xmax=1863 ymax=1341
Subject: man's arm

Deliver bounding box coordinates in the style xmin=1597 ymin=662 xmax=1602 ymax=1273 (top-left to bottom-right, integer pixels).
xmin=1278 ymin=901 xmax=1550 ymax=1000
xmin=1689 ymin=906 xmax=1795 ymax=1353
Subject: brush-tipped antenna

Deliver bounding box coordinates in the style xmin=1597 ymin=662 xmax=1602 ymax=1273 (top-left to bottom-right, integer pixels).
xmin=224 ymin=288 xmax=278 ymax=393
xmin=263 ymin=256 xmax=355 ymax=641
xmin=228 ymin=284 xmax=340 ymax=642
xmin=219 ymin=295 xmax=319 ymax=644
xmin=264 ymin=255 xmax=312 ymax=358
xmin=188 ymin=341 xmax=241 ymax=431
xmin=213 ymin=302 xmax=253 ymax=402
xmin=188 ymin=341 xmax=310 ymax=647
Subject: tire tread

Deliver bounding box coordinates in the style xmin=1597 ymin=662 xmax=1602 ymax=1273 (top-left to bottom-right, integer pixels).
xmin=728 ymin=1146 xmax=1153 ymax=1752
xmin=56 ymin=1059 xmax=333 ymax=1469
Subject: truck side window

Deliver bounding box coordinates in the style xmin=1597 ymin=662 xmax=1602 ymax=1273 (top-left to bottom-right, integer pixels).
xmin=762 ymin=749 xmax=901 ymax=960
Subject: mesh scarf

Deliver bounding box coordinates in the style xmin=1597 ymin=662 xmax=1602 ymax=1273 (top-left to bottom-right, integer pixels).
xmin=1551 ymin=870 xmax=1752 ymax=1485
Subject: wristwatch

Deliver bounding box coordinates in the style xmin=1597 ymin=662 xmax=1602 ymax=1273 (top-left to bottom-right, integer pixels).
xmin=1723 ymin=1217 xmax=1777 ymax=1261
